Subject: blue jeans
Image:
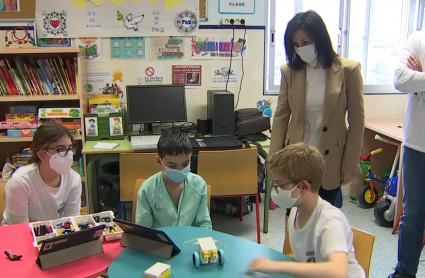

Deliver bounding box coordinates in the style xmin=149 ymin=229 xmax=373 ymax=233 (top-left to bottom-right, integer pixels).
xmin=396 ymin=146 xmax=425 ymax=275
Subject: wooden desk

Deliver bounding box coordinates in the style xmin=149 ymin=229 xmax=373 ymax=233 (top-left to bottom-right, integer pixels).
xmin=82 ymin=137 xmax=271 ymax=232
xmin=364 ymin=118 xmax=403 ymax=231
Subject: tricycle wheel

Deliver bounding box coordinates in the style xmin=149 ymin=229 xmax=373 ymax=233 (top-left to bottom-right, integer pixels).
xmin=192 ymin=252 xmax=200 ymax=268
xmin=358 ymin=184 xmax=379 ymax=208
xmin=374 ymin=199 xmax=393 ymax=227
xmin=218 ymin=249 xmax=225 ymax=265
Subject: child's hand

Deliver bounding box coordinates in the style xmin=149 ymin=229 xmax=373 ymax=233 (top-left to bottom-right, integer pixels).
xmin=247 ymin=258 xmax=278 ymax=274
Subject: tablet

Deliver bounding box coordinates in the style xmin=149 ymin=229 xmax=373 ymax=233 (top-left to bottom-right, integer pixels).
xmin=113 ymin=218 xmax=181 ymax=254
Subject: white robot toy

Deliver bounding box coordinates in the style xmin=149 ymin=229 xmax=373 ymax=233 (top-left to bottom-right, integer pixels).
xmin=192 ymin=237 xmax=225 ymax=268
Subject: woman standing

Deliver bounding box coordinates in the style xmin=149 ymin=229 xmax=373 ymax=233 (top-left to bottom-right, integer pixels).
xmin=270 ymin=10 xmax=364 ymax=206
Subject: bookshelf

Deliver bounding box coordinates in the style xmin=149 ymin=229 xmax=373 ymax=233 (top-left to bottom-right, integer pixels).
xmin=0 ymin=47 xmax=88 ymax=213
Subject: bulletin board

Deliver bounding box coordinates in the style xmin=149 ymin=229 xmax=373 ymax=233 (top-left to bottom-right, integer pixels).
xmin=0 ymin=0 xmax=35 ymax=20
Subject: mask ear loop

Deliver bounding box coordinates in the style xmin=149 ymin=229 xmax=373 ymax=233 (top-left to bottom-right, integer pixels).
xmin=183 ymin=238 xmax=198 ymax=248
xmin=214 ymin=240 xmax=227 ymax=249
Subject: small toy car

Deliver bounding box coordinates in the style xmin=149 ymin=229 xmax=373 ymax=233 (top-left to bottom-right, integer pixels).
xmin=192 ymin=237 xmax=225 ymax=268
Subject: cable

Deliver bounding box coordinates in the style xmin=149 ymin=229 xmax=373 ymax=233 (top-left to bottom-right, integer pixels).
xmin=225 ymin=21 xmax=235 ymax=92
xmin=234 ymin=23 xmax=246 ymax=110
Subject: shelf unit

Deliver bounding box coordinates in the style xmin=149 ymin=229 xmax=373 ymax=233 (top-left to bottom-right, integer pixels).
xmin=0 ymin=47 xmax=88 ymax=213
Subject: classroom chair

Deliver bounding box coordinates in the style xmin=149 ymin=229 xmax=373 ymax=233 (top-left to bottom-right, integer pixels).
xmin=284 ymin=226 xmax=375 ymax=278
xmin=131 ymin=178 xmax=212 ymax=223
xmin=197 ymin=147 xmax=261 ymax=244
xmin=0 ymin=180 xmax=5 ymax=223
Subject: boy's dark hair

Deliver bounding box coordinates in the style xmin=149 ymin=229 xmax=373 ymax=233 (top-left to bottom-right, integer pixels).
xmin=284 ymin=10 xmax=339 ymax=71
xmin=29 ymin=122 xmax=74 ymax=164
xmin=157 ymin=127 xmax=192 ymax=158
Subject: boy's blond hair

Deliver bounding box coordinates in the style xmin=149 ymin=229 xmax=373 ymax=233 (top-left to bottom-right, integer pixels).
xmin=267 ymin=143 xmax=325 ymax=192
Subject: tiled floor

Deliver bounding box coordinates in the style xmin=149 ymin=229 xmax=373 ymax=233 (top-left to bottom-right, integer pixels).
xmin=211 ymin=196 xmax=425 ymax=277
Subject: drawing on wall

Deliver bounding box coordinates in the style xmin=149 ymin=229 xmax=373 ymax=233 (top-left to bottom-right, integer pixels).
xmin=35 ymin=0 xmax=199 ymax=38
xmin=257 ymin=99 xmax=272 ymax=118
xmin=191 ymin=34 xmax=248 ymax=59
xmin=0 ymin=0 xmax=20 ymax=11
xmin=85 ymin=117 xmax=98 ymax=136
xmin=172 ymin=65 xmax=202 ymax=87
xmin=75 ymin=37 xmax=102 ymax=61
xmin=109 ymin=117 xmax=123 ymax=136
xmin=110 ymin=37 xmax=145 ymax=59
xmin=86 ymin=68 xmax=126 ymax=103
xmin=40 ymin=10 xmax=68 ymax=37
xmin=135 ymin=64 xmax=165 ymax=85
xmin=210 ymin=63 xmax=239 ymax=88
xmin=150 ymin=36 xmax=185 ymax=60
xmin=37 ymin=38 xmax=72 ymax=47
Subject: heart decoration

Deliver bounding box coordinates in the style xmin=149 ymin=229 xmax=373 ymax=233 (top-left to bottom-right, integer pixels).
xmin=50 ymin=19 xmax=61 ymax=29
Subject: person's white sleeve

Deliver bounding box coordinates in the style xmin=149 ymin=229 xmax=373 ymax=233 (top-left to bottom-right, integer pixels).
xmin=64 ymin=175 xmax=82 ymax=217
xmin=394 ymin=31 xmax=425 ymax=93
xmin=4 ymin=178 xmax=30 ymax=224
xmin=317 ymin=219 xmax=349 ymax=260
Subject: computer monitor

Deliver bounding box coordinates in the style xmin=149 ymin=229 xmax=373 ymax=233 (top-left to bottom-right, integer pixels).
xmin=126 ymin=85 xmax=187 ymax=127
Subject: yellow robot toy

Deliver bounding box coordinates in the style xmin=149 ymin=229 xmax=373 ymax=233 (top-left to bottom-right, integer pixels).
xmin=192 ymin=237 xmax=225 ymax=268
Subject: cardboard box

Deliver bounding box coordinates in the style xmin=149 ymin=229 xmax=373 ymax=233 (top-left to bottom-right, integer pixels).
xmin=0 ymin=121 xmax=39 ymax=129
xmin=5 ymin=113 xmax=37 ymax=122
xmin=145 ymin=262 xmax=171 ymax=278
xmin=38 ymin=108 xmax=81 ymax=119
xmin=7 ymin=129 xmax=37 ymax=138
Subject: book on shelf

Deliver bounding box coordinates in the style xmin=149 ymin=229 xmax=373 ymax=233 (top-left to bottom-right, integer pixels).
xmin=0 ymin=56 xmax=78 ymax=96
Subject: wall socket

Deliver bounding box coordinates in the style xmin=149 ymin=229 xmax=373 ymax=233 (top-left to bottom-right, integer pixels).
xmin=220 ymin=18 xmax=246 ymax=26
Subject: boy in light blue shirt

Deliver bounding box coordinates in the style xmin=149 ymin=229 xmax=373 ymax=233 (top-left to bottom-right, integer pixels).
xmin=135 ymin=127 xmax=212 ymax=229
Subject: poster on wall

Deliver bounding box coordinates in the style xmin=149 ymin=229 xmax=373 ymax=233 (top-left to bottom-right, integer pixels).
xmin=86 ymin=68 xmax=126 ymax=103
xmin=135 ymin=64 xmax=165 ymax=85
xmin=37 ymin=38 xmax=72 ymax=47
xmin=190 ymin=34 xmax=248 ymax=59
xmin=219 ymin=0 xmax=255 ymax=14
xmin=172 ymin=65 xmax=202 ymax=87
xmin=150 ymin=36 xmax=186 ymax=60
xmin=110 ymin=37 xmax=145 ymax=59
xmin=210 ymin=63 xmax=239 ymax=88
xmin=75 ymin=37 xmax=103 ymax=62
xmin=35 ymin=0 xmax=199 ymax=38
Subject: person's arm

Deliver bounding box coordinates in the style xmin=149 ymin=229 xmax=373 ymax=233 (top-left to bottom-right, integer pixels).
xmin=63 ymin=175 xmax=82 ymax=217
xmin=3 ymin=178 xmax=30 ymax=224
xmin=269 ymin=66 xmax=291 ymax=155
xmin=394 ymin=31 xmax=425 ymax=92
xmin=248 ymin=219 xmax=350 ymax=278
xmin=192 ymin=183 xmax=212 ymax=229
xmin=135 ymin=184 xmax=154 ymax=227
xmin=341 ymin=62 xmax=365 ymax=175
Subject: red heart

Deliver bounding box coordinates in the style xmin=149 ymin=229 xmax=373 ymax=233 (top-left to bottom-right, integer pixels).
xmin=50 ymin=19 xmax=60 ymax=29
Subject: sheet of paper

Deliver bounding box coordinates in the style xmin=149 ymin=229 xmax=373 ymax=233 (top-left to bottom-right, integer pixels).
xmin=93 ymin=142 xmax=119 ymax=149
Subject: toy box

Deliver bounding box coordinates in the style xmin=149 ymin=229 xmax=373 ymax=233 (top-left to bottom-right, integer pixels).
xmin=38 ymin=108 xmax=81 ymax=119
xmin=29 ymin=211 xmax=123 ymax=249
xmin=145 ymin=262 xmax=171 ymax=278
xmin=39 ymin=118 xmax=81 ymax=129
xmin=84 ymin=112 xmax=125 ymax=141
xmin=0 ymin=121 xmax=38 ymax=129
xmin=10 ymin=106 xmax=37 ymax=113
xmin=5 ymin=113 xmax=37 ymax=122
xmin=7 ymin=129 xmax=37 ymax=138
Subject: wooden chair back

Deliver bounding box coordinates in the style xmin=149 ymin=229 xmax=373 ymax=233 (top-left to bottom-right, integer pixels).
xmin=284 ymin=226 xmax=375 ymax=278
xmin=132 ymin=178 xmax=146 ymax=223
xmin=0 ymin=180 xmax=5 ymax=223
xmin=207 ymin=184 xmax=211 ymax=210
xmin=197 ymin=148 xmax=258 ymax=196
xmin=352 ymin=228 xmax=375 ymax=278
xmin=120 ymin=153 xmax=161 ymax=201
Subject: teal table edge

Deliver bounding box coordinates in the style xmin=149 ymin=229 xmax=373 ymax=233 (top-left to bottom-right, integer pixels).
xmin=256 ymin=145 xmax=270 ymax=234
xmin=108 ymin=226 xmax=295 ymax=278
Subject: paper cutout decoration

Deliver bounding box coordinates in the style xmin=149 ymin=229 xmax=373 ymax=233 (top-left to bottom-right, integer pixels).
xmin=134 ymin=0 xmax=143 ymax=2
xmin=71 ymin=0 xmax=88 ymax=8
xmin=107 ymin=0 xmax=124 ymax=6
xmin=90 ymin=0 xmax=104 ymax=6
xmin=164 ymin=0 xmax=185 ymax=10
xmin=257 ymin=99 xmax=272 ymax=118
xmin=175 ymin=10 xmax=198 ymax=35
xmin=41 ymin=11 xmax=68 ymax=37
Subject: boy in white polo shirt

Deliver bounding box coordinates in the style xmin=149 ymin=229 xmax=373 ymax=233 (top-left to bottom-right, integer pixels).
xmin=248 ymin=143 xmax=364 ymax=278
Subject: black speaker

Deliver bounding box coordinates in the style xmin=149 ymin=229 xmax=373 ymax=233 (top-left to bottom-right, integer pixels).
xmin=207 ymin=90 xmax=234 ymax=137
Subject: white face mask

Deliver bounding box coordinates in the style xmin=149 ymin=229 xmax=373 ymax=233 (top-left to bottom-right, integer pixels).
xmin=295 ymin=43 xmax=317 ymax=64
xmin=44 ymin=151 xmax=73 ymax=175
xmin=271 ymin=182 xmax=302 ymax=209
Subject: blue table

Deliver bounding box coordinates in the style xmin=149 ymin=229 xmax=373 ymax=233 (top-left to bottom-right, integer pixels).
xmin=108 ymin=226 xmax=295 ymax=278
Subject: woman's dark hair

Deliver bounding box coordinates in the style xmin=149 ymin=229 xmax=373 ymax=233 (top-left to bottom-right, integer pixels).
xmin=284 ymin=10 xmax=339 ymax=70
xmin=29 ymin=122 xmax=74 ymax=164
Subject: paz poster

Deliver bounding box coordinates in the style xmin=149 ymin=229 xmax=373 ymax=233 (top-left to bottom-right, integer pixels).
xmin=35 ymin=0 xmax=199 ymax=38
